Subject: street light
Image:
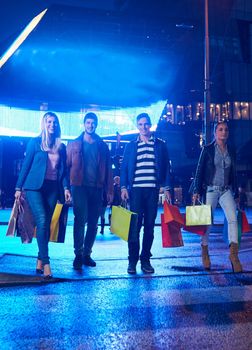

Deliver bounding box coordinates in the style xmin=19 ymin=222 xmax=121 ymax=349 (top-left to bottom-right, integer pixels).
xmin=204 ymin=0 xmax=211 ymax=144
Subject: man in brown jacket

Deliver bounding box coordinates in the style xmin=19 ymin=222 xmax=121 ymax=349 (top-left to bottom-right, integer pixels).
xmin=67 ymin=112 xmax=113 ymax=269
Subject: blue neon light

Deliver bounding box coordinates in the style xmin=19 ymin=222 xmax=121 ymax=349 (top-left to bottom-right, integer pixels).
xmin=0 ymin=100 xmax=165 ymax=139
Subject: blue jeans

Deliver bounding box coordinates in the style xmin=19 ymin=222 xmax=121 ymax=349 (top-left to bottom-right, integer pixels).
xmin=202 ymin=187 xmax=238 ymax=245
xmin=26 ymin=180 xmax=58 ymax=265
xmin=129 ymin=187 xmax=159 ymax=263
xmin=72 ymin=186 xmax=103 ymax=256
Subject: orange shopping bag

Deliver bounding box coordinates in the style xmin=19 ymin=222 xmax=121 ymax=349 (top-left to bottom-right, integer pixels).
xmin=161 ymin=214 xmax=184 ymax=248
xmin=163 ymin=201 xmax=184 ymax=226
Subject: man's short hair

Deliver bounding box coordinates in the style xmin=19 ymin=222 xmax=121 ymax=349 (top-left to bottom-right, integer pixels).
xmin=136 ymin=113 xmax=152 ymax=125
xmin=83 ymin=112 xmax=98 ymax=125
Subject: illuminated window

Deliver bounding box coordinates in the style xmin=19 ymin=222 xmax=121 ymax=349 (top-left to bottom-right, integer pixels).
xmin=0 ymin=100 xmax=166 ymax=138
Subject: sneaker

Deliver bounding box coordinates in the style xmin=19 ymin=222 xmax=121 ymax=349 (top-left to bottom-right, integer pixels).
xmin=127 ymin=262 xmax=137 ymax=274
xmin=83 ymin=255 xmax=96 ymax=267
xmin=141 ymin=261 xmax=155 ymax=274
xmin=73 ymin=255 xmax=83 ymax=270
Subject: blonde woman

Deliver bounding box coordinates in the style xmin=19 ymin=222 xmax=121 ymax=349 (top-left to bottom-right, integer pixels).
xmin=15 ymin=112 xmax=71 ymax=279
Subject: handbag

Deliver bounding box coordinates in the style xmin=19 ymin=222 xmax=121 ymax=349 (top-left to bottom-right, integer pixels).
xmin=49 ymin=203 xmax=69 ymax=243
xmin=110 ymin=205 xmax=138 ymax=241
xmin=163 ymin=201 xmax=184 ymax=226
xmin=185 ymin=204 xmax=212 ymax=226
xmin=6 ymin=199 xmax=19 ymax=236
xmin=161 ymin=213 xmax=184 ymax=247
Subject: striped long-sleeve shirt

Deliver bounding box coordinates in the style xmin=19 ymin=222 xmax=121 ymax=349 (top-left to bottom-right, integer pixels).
xmin=132 ymin=136 xmax=157 ymax=188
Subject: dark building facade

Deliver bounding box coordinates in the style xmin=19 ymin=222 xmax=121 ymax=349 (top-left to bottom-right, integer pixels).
xmin=0 ymin=1 xmax=252 ymax=205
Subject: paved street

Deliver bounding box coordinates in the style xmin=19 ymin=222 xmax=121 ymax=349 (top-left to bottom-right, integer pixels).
xmin=0 ymin=207 xmax=252 ymax=349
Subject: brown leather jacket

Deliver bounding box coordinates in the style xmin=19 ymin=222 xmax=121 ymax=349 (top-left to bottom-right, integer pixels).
xmin=66 ymin=133 xmax=113 ymax=197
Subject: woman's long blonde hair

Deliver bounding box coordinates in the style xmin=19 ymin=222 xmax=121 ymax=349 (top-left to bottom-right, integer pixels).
xmin=40 ymin=112 xmax=61 ymax=151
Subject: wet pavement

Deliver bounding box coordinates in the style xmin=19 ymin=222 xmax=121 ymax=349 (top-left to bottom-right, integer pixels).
xmin=0 ymin=207 xmax=252 ymax=349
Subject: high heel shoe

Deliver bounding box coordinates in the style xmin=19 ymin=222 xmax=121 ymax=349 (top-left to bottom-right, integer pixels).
xmin=43 ymin=264 xmax=53 ymax=279
xmin=36 ymin=259 xmax=43 ymax=274
xmin=43 ymin=275 xmax=53 ymax=281
xmin=229 ymin=242 xmax=242 ymax=273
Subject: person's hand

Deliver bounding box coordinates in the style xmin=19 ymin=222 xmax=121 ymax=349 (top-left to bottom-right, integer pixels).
xmin=192 ymin=193 xmax=200 ymax=204
xmin=121 ymin=188 xmax=129 ymax=201
xmin=15 ymin=190 xmax=22 ymax=202
xmin=64 ymin=189 xmax=72 ymax=203
xmin=164 ymin=190 xmax=171 ymax=203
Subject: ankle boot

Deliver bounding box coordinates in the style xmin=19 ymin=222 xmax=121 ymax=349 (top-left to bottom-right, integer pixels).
xmin=201 ymin=244 xmax=211 ymax=270
xmin=229 ymin=242 xmax=242 ymax=273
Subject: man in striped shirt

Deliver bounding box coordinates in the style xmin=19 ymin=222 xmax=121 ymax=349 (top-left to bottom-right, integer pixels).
xmin=121 ymin=113 xmax=172 ymax=274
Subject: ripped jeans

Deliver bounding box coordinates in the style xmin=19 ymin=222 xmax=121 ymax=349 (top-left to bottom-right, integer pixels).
xmin=202 ymin=187 xmax=238 ymax=246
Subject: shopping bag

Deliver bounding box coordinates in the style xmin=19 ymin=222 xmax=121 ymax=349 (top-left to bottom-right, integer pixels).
xmin=163 ymin=201 xmax=184 ymax=226
xmin=110 ymin=205 xmax=138 ymax=241
xmin=183 ymin=225 xmax=207 ymax=235
xmin=6 ymin=200 xmax=19 ymax=236
xmin=185 ymin=204 xmax=212 ymax=226
xmin=237 ymin=211 xmax=243 ymax=246
xmin=16 ymin=193 xmax=36 ymax=243
xmin=223 ymin=217 xmax=228 ymax=244
xmin=223 ymin=212 xmax=243 ymax=246
xmin=241 ymin=211 xmax=250 ymax=233
xmin=182 ymin=214 xmax=207 ymax=236
xmin=8 ymin=194 xmax=68 ymax=243
xmin=161 ymin=213 xmax=184 ymax=247
xmin=49 ymin=203 xmax=69 ymax=243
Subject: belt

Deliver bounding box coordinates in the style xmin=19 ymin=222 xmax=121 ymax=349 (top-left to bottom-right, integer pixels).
xmin=208 ymin=185 xmax=230 ymax=191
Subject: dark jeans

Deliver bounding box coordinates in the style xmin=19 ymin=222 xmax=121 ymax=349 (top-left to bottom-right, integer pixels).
xmin=72 ymin=185 xmax=103 ymax=256
xmin=26 ymin=180 xmax=58 ymax=265
xmin=129 ymin=187 xmax=159 ymax=264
